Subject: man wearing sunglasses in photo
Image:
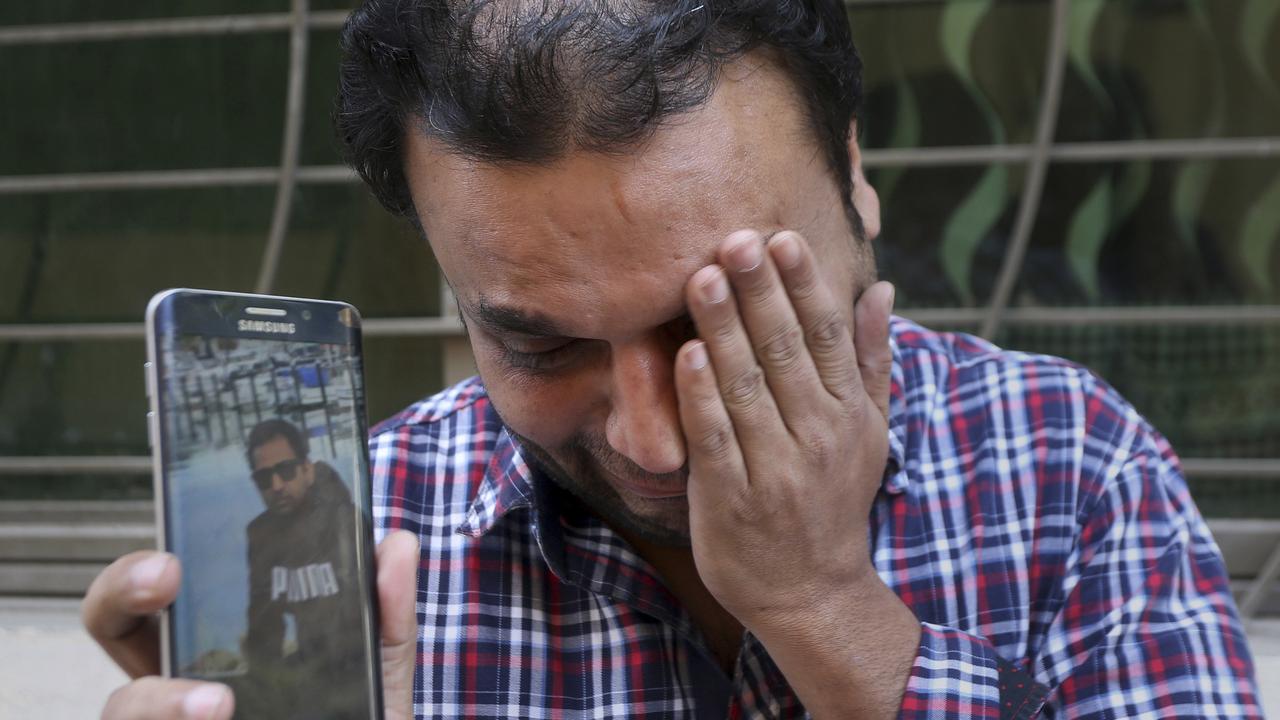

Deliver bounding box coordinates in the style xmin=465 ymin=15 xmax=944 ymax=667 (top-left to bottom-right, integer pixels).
xmin=238 ymin=418 xmax=365 ymax=718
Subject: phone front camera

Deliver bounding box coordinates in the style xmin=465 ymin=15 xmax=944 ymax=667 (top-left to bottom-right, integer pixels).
xmin=302 ymin=310 xmax=312 ymax=321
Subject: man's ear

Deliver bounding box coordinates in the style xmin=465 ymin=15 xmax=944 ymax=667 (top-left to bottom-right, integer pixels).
xmin=848 ymin=122 xmax=881 ymax=242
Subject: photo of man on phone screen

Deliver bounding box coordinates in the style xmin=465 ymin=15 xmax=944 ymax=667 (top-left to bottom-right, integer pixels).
xmin=235 ymin=417 xmax=367 ymax=718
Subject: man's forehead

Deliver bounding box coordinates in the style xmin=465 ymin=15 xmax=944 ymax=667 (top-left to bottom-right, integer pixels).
xmin=408 ymin=52 xmax=848 ymax=338
xmin=439 ymin=182 xmax=727 ymax=339
xmin=253 ymin=435 xmax=297 ymax=460
xmin=402 ymin=55 xmax=811 ymax=244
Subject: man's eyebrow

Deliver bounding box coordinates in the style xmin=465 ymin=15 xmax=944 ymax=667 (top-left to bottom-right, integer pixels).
xmin=468 ymin=299 xmax=567 ymax=337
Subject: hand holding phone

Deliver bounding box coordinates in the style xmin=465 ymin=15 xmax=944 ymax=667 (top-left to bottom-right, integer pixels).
xmin=83 ymin=532 xmax=419 ymax=720
xmin=82 ymin=289 xmax=419 ymax=720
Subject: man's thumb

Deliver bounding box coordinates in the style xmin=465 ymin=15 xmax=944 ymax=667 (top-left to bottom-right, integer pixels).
xmin=377 ymin=530 xmax=419 ymax=720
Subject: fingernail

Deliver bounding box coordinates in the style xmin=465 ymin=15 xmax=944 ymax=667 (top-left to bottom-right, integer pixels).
xmin=687 ymin=342 xmax=708 ymax=370
xmin=183 ymin=684 xmax=229 ymax=720
xmin=701 ymin=268 xmax=729 ymax=304
xmin=770 ymin=233 xmax=802 ymax=269
xmin=129 ymin=554 xmax=171 ymax=591
xmin=887 ymin=283 xmax=897 ymax=314
xmin=728 ymin=236 xmax=762 ymax=272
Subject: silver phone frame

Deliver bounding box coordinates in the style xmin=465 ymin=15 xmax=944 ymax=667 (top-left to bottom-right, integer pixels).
xmin=143 ymin=288 xmax=383 ymax=718
xmin=143 ymin=288 xmax=179 ymax=678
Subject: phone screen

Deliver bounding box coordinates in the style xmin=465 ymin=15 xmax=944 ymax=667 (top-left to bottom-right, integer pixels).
xmin=151 ymin=293 xmax=381 ymax=720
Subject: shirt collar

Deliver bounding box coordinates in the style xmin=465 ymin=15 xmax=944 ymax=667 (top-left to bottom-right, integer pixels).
xmin=456 ymin=424 xmax=706 ymax=645
xmin=453 ymin=425 xmax=575 ymax=583
xmin=458 ymin=319 xmax=912 ymax=538
xmin=456 ymin=425 xmax=536 ymax=538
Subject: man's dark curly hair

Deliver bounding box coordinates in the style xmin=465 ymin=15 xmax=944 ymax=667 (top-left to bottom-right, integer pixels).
xmin=334 ymin=0 xmax=863 ymax=228
xmin=245 ymin=418 xmax=310 ymax=468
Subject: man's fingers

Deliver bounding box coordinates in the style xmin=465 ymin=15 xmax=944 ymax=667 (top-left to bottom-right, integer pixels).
xmin=101 ymin=677 xmax=233 ymax=720
xmin=714 ymin=230 xmax=824 ymax=424
xmin=82 ymin=551 xmax=181 ymax=679
xmin=675 ymin=340 xmax=748 ymax=494
xmin=766 ymin=231 xmax=862 ymax=402
xmin=854 ymin=281 xmax=895 ymax=422
xmin=376 ymin=530 xmax=420 ymax=720
xmin=686 ymin=262 xmax=783 ymax=452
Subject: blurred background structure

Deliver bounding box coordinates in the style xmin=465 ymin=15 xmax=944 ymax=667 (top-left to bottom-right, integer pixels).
xmin=0 ymin=0 xmax=1278 ymax=713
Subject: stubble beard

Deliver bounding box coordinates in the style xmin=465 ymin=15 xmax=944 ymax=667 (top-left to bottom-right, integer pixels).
xmin=508 ymin=429 xmax=693 ymax=547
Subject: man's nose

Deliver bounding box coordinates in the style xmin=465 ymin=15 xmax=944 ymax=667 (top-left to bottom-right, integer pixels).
xmin=271 ymin=474 xmax=286 ymax=492
xmin=605 ymin=339 xmax=687 ymax=475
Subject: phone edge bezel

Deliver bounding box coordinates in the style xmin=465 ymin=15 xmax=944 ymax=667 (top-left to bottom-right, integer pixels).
xmin=143 ymin=288 xmax=181 ymax=679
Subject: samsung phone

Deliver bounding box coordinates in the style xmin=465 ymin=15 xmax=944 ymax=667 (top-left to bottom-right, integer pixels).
xmin=145 ymin=289 xmax=384 ymax=720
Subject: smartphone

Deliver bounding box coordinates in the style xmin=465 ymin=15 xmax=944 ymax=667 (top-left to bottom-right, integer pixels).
xmin=145 ymin=289 xmax=384 ymax=720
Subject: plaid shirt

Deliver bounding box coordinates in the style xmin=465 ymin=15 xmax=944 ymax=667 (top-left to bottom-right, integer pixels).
xmin=369 ymin=317 xmax=1261 ymax=719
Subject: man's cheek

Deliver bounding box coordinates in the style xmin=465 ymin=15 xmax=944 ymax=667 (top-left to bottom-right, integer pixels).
xmin=478 ymin=366 xmax=601 ymax=452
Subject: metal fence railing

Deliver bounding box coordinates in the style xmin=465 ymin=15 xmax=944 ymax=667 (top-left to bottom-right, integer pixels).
xmin=1 ymin=2 xmax=1277 ymax=482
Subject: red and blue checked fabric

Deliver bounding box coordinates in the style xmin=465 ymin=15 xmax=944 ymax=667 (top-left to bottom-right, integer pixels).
xmin=368 ymin=317 xmax=1262 ymax=719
